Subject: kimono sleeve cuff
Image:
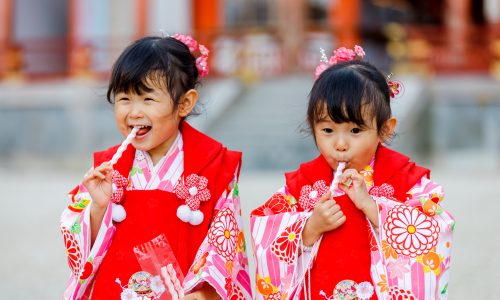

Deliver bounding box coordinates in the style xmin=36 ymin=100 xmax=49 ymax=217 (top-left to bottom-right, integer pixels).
xmin=184 ymin=275 xmax=225 ymax=299
xmin=83 ymin=200 xmax=115 ymax=253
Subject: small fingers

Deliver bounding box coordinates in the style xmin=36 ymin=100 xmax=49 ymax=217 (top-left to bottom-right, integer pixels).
xmin=317 ymin=190 xmax=332 ymax=203
xmin=335 ymin=214 xmax=347 ymax=227
xmin=84 ymin=167 xmax=94 ymax=178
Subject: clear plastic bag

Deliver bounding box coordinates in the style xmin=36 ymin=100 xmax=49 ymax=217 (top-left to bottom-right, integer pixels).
xmin=132 ymin=234 xmax=185 ymax=300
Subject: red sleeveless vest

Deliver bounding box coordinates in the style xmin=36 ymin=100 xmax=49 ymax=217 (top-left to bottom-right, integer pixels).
xmin=285 ymin=145 xmax=429 ymax=299
xmin=88 ymin=122 xmax=241 ymax=299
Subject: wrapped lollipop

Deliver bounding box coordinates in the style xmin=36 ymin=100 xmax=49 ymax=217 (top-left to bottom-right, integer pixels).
xmin=109 ymin=127 xmax=139 ymax=222
xmin=330 ymin=162 xmax=346 ymax=197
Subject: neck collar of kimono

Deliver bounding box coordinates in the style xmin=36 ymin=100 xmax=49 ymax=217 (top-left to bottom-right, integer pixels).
xmin=179 ymin=120 xmax=223 ymax=176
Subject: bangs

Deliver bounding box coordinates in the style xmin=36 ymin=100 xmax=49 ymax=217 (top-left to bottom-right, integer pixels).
xmin=111 ymin=69 xmax=164 ymax=98
xmin=107 ymin=44 xmax=170 ymax=102
xmin=309 ymin=69 xmax=374 ymax=128
xmin=106 ymin=36 xmax=194 ymax=104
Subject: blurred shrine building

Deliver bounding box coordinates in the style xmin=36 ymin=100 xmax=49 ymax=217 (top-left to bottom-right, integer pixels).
xmin=1 ymin=0 xmax=500 ymax=82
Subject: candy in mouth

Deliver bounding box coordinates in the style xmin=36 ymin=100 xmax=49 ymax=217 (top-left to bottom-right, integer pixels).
xmin=131 ymin=125 xmax=151 ymax=136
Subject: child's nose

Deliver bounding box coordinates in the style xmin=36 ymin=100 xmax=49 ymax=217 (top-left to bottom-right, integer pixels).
xmin=129 ymin=102 xmax=144 ymax=117
xmin=335 ymin=137 xmax=348 ymax=151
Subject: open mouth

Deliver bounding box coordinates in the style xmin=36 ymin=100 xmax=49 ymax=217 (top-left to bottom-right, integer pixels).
xmin=131 ymin=125 xmax=151 ymax=137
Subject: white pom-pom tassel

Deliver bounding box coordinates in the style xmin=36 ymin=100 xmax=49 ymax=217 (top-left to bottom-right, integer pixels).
xmin=177 ymin=204 xmax=191 ymax=222
xmin=189 ymin=210 xmax=204 ymax=226
xmin=112 ymin=203 xmax=126 ymax=222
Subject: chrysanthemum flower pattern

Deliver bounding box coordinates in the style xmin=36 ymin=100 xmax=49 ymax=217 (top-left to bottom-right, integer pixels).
xmin=271 ymin=219 xmax=305 ymax=264
xmin=252 ymin=193 xmax=296 ymax=216
xmin=208 ymin=207 xmax=238 ymax=261
xmin=61 ymin=227 xmax=82 ymax=277
xmin=384 ymin=205 xmax=440 ymax=257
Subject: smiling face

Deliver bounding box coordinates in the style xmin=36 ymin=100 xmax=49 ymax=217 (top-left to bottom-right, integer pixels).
xmin=313 ymin=105 xmax=395 ymax=171
xmin=113 ymin=78 xmax=196 ymax=164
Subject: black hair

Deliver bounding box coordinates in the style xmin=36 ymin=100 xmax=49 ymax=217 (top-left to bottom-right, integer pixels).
xmin=307 ymin=60 xmax=392 ymax=136
xmin=106 ymin=36 xmax=200 ymax=109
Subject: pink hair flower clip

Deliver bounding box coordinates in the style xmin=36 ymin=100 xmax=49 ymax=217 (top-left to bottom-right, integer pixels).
xmin=172 ymin=34 xmax=210 ymax=78
xmin=386 ymin=73 xmax=404 ymax=99
xmin=314 ymin=45 xmax=366 ymax=79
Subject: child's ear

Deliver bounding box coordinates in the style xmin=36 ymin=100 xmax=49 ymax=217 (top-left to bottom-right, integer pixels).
xmin=177 ymin=89 xmax=198 ymax=117
xmin=381 ymin=116 xmax=397 ymax=141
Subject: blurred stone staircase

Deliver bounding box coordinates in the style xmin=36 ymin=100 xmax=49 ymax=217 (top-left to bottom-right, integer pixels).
xmin=201 ymin=75 xmax=319 ymax=171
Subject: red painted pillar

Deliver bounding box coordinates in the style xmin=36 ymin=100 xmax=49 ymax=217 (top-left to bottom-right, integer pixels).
xmin=0 ymin=0 xmax=16 ymax=78
xmin=444 ymin=0 xmax=471 ymax=69
xmin=135 ymin=0 xmax=148 ymax=39
xmin=192 ymin=0 xmax=221 ymax=75
xmin=328 ymin=0 xmax=361 ymax=47
xmin=68 ymin=0 xmax=92 ymax=78
xmin=192 ymin=0 xmax=221 ymax=45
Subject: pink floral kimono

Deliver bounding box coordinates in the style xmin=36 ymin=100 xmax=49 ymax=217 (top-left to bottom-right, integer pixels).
xmin=60 ymin=122 xmax=252 ymax=299
xmin=251 ymin=145 xmax=454 ymax=300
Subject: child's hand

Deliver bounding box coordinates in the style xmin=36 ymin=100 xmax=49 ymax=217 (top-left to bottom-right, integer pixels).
xmin=82 ymin=162 xmax=113 ymax=210
xmin=302 ymin=191 xmax=346 ymax=246
xmin=338 ymin=169 xmax=371 ymax=211
xmin=339 ymin=169 xmax=379 ymax=227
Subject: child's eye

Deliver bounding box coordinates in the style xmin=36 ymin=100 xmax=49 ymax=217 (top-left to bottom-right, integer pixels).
xmin=351 ymin=128 xmax=362 ymax=134
xmin=322 ymin=128 xmax=333 ymax=133
xmin=116 ymin=97 xmax=129 ymax=102
xmin=144 ymin=97 xmax=154 ymax=102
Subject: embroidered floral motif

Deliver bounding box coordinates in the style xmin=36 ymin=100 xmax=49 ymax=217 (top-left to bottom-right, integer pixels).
xmin=150 ymin=275 xmax=166 ymax=295
xmin=252 ymin=193 xmax=296 ymax=216
xmin=229 ymin=282 xmax=246 ymax=300
xmin=357 ymin=281 xmax=375 ymax=299
xmin=236 ymin=231 xmax=245 ymax=253
xmin=111 ymin=170 xmax=128 ymax=204
xmin=382 ymin=240 xmax=398 ymax=260
xmin=120 ymin=288 xmax=139 ymax=300
xmin=387 ymin=256 xmax=410 ymax=279
xmin=321 ymin=279 xmax=369 ymax=300
xmin=267 ymin=291 xmax=282 ymax=300
xmin=376 ymin=274 xmax=389 ymax=293
xmin=270 ymin=219 xmax=305 ymax=264
xmin=116 ymin=271 xmax=165 ymax=300
xmin=388 ymin=287 xmax=416 ymax=300
xmin=384 ymin=205 xmax=440 ymax=257
xmin=298 ymin=180 xmax=329 ymax=211
xmin=419 ymin=193 xmax=444 ymax=217
xmin=67 ymin=198 xmax=90 ymax=213
xmin=367 ymin=223 xmax=378 ymax=251
xmin=416 ymin=249 xmax=443 ymax=275
xmin=333 ymin=280 xmax=357 ymax=299
xmin=174 ymin=174 xmax=211 ymax=210
xmin=360 ymin=165 xmax=374 ymax=188
xmin=79 ymin=259 xmax=94 ymax=281
xmin=61 ymin=227 xmax=82 ymax=277
xmin=190 ymin=251 xmax=209 ymax=275
xmin=208 ymin=207 xmax=238 ymax=260
xmin=256 ymin=274 xmax=277 ymax=296
xmin=369 ymin=183 xmax=395 ymax=199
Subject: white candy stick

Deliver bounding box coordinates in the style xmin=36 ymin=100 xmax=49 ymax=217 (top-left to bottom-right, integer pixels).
xmin=330 ymin=162 xmax=346 ymax=196
xmin=109 ymin=127 xmax=139 ymax=166
xmin=161 ymin=265 xmax=179 ymax=300
xmin=167 ymin=264 xmax=185 ymax=298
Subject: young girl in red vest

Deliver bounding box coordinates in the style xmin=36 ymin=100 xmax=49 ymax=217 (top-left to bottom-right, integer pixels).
xmin=60 ymin=35 xmax=252 ymax=300
xmin=251 ymin=46 xmax=454 ymax=300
